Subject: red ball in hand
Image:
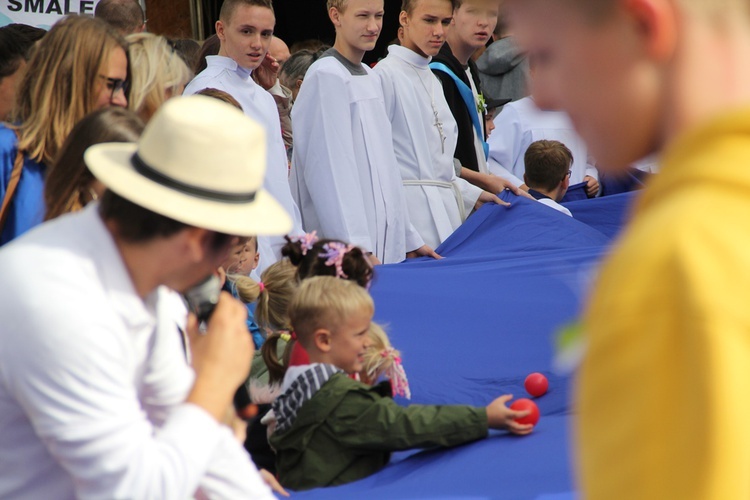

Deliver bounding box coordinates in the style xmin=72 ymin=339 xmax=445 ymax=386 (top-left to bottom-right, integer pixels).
xmin=524 ymin=372 xmax=549 ymax=397
xmin=510 ymin=398 xmax=540 ymax=426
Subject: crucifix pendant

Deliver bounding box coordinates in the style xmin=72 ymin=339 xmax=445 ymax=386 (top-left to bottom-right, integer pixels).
xmin=434 ymin=110 xmax=445 ymax=154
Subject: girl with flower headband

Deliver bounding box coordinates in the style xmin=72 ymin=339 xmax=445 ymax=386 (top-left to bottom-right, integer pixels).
xmin=278 ymin=233 xmax=376 ymax=369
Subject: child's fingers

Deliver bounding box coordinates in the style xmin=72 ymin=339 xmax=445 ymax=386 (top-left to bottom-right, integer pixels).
xmin=508 ymin=408 xmax=531 ymax=419
xmin=509 ymin=422 xmax=534 ymax=435
xmin=496 ymin=394 xmax=513 ymax=405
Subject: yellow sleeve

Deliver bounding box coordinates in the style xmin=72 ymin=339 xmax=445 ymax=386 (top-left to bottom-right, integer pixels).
xmin=578 ymin=193 xmax=750 ymax=499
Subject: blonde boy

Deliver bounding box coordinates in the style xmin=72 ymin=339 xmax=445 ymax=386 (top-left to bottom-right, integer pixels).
xmin=508 ymin=0 xmax=750 ymax=498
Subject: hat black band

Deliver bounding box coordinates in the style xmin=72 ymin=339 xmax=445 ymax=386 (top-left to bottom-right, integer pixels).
xmin=131 ymin=153 xmax=257 ymax=204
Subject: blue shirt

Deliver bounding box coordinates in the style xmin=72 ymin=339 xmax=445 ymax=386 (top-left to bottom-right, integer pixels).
xmin=0 ymin=125 xmax=46 ymax=246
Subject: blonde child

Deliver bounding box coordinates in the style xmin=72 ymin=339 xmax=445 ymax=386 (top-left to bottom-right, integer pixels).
xmin=360 ymin=322 xmax=411 ymax=399
xmin=269 ymin=277 xmax=532 ymax=490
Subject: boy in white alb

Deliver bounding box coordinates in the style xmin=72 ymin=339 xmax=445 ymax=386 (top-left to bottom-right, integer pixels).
xmin=375 ymin=0 xmax=506 ymax=248
xmin=184 ymin=0 xmax=303 ymax=273
xmin=290 ymin=0 xmax=438 ymax=264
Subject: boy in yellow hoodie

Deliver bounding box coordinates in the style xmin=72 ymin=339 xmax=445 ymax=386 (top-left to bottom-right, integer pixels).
xmin=507 ymin=0 xmax=750 ymax=498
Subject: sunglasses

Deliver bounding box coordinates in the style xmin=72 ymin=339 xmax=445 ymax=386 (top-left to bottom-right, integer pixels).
xmin=99 ymin=75 xmax=129 ymax=102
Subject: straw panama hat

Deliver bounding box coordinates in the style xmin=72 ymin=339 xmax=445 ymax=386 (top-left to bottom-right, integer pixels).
xmin=84 ymin=95 xmax=293 ymax=237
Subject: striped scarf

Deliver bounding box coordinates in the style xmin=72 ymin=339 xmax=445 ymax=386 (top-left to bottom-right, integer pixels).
xmin=273 ymin=364 xmax=342 ymax=433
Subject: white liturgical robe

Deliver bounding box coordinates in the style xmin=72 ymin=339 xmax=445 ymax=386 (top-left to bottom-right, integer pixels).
xmin=488 ymin=96 xmax=598 ymax=185
xmin=289 ymin=50 xmax=424 ymax=263
xmin=184 ymin=56 xmax=303 ymax=273
xmin=375 ymin=45 xmax=482 ymax=249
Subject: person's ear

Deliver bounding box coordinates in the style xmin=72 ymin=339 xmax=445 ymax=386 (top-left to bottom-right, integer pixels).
xmin=180 ymin=227 xmax=210 ymax=262
xmin=329 ymin=7 xmax=342 ymax=28
xmin=399 ymin=10 xmax=409 ymax=29
xmin=624 ymin=0 xmax=677 ymax=62
xmin=216 ymin=20 xmax=226 ymax=42
xmin=314 ymin=328 xmax=333 ymax=353
xmin=295 ymin=78 xmax=303 ymax=89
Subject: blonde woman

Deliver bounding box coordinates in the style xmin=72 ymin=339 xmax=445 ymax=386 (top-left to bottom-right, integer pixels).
xmin=126 ymin=33 xmax=191 ymax=122
xmin=0 ymin=15 xmax=128 ymax=245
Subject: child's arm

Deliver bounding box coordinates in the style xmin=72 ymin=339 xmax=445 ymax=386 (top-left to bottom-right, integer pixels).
xmin=328 ymin=390 xmax=531 ymax=452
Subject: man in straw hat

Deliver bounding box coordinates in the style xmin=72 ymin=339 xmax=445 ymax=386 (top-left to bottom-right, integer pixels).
xmin=0 ymin=96 xmax=288 ymax=498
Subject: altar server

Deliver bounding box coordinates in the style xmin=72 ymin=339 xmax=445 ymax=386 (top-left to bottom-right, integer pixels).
xmin=290 ymin=0 xmax=438 ymax=264
xmin=184 ymin=0 xmax=303 ymax=273
xmin=375 ymin=0 xmax=506 ymax=248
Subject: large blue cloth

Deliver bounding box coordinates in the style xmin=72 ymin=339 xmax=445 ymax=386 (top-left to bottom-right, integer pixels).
xmin=0 ymin=125 xmax=46 ymax=246
xmin=287 ymin=192 xmax=635 ymax=499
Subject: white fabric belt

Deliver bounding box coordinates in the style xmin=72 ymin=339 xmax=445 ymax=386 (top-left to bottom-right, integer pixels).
xmin=402 ymin=179 xmax=466 ymax=222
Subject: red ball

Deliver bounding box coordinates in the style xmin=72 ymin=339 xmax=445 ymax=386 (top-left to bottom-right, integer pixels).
xmin=524 ymin=372 xmax=549 ymax=397
xmin=510 ymin=398 xmax=540 ymax=426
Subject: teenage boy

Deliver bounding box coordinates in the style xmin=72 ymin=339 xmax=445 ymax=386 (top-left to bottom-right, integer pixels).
xmin=290 ymin=0 xmax=438 ymax=264
xmin=430 ymin=0 xmax=523 ymax=195
xmin=184 ymin=0 xmax=303 ymax=274
xmin=0 ymin=97 xmax=287 ymax=499
xmin=523 ymin=140 xmax=572 ymax=216
xmin=509 ymin=0 xmax=750 ymax=497
xmin=375 ymin=0 xmax=511 ymax=249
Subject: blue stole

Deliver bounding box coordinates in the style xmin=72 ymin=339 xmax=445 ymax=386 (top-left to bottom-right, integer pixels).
xmin=429 ymin=62 xmax=489 ymax=160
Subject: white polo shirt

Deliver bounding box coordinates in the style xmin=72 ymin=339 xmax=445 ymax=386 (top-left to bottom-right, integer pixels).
xmin=0 ymin=204 xmax=272 ymax=499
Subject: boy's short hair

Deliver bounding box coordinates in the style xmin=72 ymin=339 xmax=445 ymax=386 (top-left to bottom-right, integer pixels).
xmin=196 ymin=88 xmax=243 ymax=111
xmin=327 ymin=0 xmax=347 ymax=11
xmin=247 ymin=235 xmax=258 ymax=252
xmin=94 ymin=0 xmax=145 ymax=35
xmin=401 ymin=0 xmax=457 ymax=14
xmin=290 ymin=276 xmax=374 ymax=349
xmin=220 ymin=0 xmax=274 ymax=24
xmin=524 ymin=140 xmax=573 ymax=192
xmin=99 ymin=190 xmax=233 ymax=250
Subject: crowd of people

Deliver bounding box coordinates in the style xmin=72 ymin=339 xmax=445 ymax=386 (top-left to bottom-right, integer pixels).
xmin=1 ymin=0 xmax=748 ymax=497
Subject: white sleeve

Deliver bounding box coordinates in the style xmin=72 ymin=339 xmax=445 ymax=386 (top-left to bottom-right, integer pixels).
xmin=374 ymin=63 xmax=397 ymax=121
xmin=454 ymin=175 xmax=483 ymax=216
xmin=487 ymin=105 xmax=525 ymax=178
xmin=487 ymin=157 xmax=525 ymax=187
xmin=3 ymin=311 xmax=272 ymax=499
xmin=290 ymin=68 xmax=376 ymax=252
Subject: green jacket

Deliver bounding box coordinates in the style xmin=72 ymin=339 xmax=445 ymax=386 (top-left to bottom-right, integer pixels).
xmin=269 ymin=373 xmax=488 ymax=490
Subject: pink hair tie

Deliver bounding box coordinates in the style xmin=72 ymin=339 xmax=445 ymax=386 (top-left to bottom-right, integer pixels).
xmin=258 ymin=281 xmax=265 ymax=293
xmin=382 ymin=347 xmax=411 ymax=399
xmin=295 ymin=231 xmax=319 ymax=255
xmin=320 ymin=242 xmax=354 ymax=279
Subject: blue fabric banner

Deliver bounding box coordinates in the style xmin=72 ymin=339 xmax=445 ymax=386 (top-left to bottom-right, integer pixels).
xmin=287 ymin=192 xmax=634 ymax=499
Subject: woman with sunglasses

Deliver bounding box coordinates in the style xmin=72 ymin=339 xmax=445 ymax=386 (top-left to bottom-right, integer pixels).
xmin=0 ymin=15 xmax=128 ymax=245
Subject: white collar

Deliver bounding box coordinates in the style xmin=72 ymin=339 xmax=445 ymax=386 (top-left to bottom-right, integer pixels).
xmin=206 ymin=55 xmax=254 ymax=79
xmin=387 ymin=44 xmax=431 ymax=69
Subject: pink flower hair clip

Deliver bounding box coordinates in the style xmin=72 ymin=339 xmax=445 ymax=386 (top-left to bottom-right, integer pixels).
xmin=320 ymin=242 xmax=354 ymax=279
xmin=295 ymin=231 xmax=319 ymax=255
